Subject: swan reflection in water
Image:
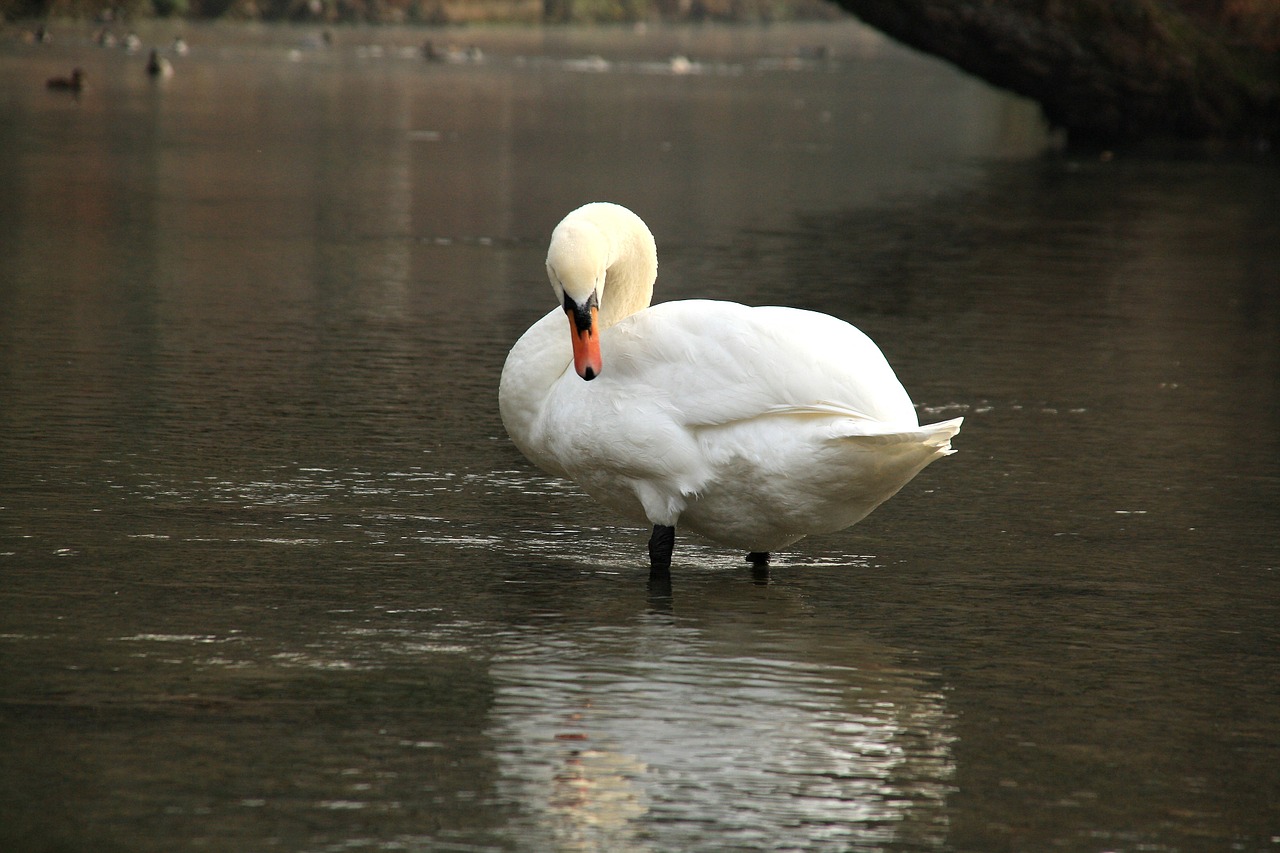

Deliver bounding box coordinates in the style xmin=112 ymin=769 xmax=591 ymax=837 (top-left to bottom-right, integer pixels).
xmin=486 ymin=606 xmax=955 ymax=850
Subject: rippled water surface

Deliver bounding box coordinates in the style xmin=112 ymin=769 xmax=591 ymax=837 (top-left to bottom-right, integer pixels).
xmin=2 ymin=19 xmax=1278 ymax=853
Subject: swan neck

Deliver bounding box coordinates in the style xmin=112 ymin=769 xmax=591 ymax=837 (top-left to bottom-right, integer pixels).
xmin=600 ymin=233 xmax=656 ymax=328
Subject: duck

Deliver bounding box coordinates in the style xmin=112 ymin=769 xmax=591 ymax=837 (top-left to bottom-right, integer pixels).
xmin=146 ymin=49 xmax=173 ymax=79
xmin=498 ymin=202 xmax=962 ymax=575
xmin=46 ymin=68 xmax=85 ymax=92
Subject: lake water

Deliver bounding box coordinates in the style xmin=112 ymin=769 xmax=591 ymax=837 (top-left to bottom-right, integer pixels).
xmin=2 ymin=18 xmax=1278 ymax=853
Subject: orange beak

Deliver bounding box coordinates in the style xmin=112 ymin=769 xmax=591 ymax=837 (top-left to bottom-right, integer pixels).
xmin=566 ymin=304 xmax=602 ymax=381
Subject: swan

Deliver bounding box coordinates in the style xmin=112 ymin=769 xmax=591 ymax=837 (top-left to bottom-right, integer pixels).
xmin=499 ymin=202 xmax=962 ymax=574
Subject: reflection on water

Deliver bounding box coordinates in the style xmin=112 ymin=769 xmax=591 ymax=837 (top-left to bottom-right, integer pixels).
xmin=489 ymin=614 xmax=953 ymax=851
xmin=2 ymin=17 xmax=1279 ymax=853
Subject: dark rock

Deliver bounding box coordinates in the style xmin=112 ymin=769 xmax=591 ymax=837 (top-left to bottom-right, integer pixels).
xmin=834 ymin=0 xmax=1279 ymax=149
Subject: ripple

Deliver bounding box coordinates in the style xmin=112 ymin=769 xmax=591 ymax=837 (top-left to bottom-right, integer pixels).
xmin=115 ymin=633 xmax=240 ymax=644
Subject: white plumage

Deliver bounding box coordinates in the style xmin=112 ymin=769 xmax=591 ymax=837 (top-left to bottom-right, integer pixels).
xmin=499 ymin=202 xmax=961 ymax=567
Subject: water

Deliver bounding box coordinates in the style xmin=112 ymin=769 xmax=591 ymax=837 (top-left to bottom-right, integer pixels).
xmin=2 ymin=19 xmax=1278 ymax=853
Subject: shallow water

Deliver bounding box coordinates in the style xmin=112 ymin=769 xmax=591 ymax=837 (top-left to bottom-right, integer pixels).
xmin=2 ymin=19 xmax=1278 ymax=853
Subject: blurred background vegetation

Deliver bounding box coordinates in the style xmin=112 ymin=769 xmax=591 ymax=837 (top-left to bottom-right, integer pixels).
xmin=0 ymin=0 xmax=846 ymax=24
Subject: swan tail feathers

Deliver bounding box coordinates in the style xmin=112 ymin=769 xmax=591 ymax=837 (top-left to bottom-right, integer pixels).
xmin=831 ymin=416 xmax=962 ymax=446
xmin=827 ymin=417 xmax=963 ymax=484
xmin=921 ymin=416 xmax=963 ymax=455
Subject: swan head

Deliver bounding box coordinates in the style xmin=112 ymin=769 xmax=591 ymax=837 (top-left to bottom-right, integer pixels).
xmin=546 ymin=217 xmax=609 ymax=381
xmin=545 ymin=203 xmax=658 ymax=382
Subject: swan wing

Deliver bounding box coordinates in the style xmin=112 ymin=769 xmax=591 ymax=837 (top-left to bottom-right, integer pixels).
xmin=604 ymin=300 xmax=920 ymax=429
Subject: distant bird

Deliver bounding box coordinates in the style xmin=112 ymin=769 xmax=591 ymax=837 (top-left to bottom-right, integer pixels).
xmin=563 ymin=54 xmax=610 ymax=73
xmin=46 ymin=68 xmax=85 ymax=92
xmin=668 ymin=54 xmax=695 ymax=74
xmin=171 ymin=36 xmax=189 ymax=56
xmin=22 ymin=25 xmax=52 ymax=44
xmin=146 ymin=49 xmax=174 ymax=78
xmin=422 ymin=40 xmax=483 ymax=64
xmin=794 ymin=44 xmax=830 ymax=61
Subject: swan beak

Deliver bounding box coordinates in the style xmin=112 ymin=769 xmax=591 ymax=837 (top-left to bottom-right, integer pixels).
xmin=565 ymin=300 xmax=602 ymax=381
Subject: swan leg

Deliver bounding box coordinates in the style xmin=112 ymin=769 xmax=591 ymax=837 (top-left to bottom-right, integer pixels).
xmin=648 ymin=524 xmax=676 ymax=574
xmin=746 ymin=551 xmax=770 ymax=585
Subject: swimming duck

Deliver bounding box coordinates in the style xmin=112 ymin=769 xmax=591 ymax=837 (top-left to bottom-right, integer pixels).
xmin=46 ymin=68 xmax=85 ymax=91
xmin=146 ymin=49 xmax=173 ymax=78
xmin=499 ymin=202 xmax=962 ymax=574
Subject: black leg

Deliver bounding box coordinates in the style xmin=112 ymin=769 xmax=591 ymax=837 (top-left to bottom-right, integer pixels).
xmin=647 ymin=569 xmax=673 ymax=603
xmin=648 ymin=524 xmax=675 ymax=574
xmin=746 ymin=551 xmax=770 ymax=585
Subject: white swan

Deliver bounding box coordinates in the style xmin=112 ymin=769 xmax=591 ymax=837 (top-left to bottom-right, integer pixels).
xmin=499 ymin=202 xmax=962 ymax=573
